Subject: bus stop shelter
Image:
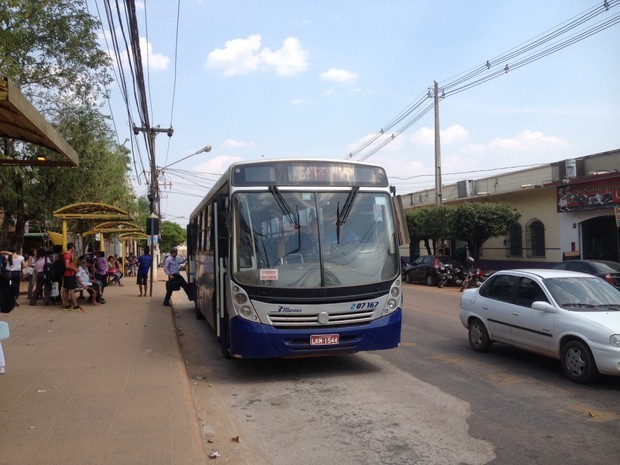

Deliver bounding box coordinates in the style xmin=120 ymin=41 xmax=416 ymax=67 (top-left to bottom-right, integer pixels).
xmin=52 ymin=203 xmax=142 ymax=258
xmin=0 ymin=77 xmax=79 ymax=167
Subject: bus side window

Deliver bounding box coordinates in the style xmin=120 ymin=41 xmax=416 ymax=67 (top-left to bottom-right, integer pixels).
xmin=217 ymin=195 xmax=229 ymax=259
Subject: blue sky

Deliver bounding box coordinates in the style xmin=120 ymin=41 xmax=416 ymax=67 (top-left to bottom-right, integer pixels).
xmin=90 ymin=0 xmax=620 ymax=225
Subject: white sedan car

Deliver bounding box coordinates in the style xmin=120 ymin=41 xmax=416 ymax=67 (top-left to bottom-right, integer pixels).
xmin=459 ymin=269 xmax=620 ymax=384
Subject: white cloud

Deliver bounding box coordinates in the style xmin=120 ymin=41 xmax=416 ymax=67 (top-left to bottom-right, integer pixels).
xmin=222 ymin=139 xmax=255 ymax=149
xmin=462 ymin=129 xmax=569 ymax=154
xmin=260 ymin=37 xmax=309 ymax=76
xmin=107 ymin=36 xmax=170 ymax=71
xmin=320 ymin=68 xmax=359 ymax=83
xmin=196 ymin=155 xmax=243 ymax=174
xmin=411 ymin=125 xmax=469 ymax=146
xmin=206 ymin=35 xmax=309 ymax=77
xmin=139 ymin=38 xmax=169 ymax=70
xmin=290 ymin=98 xmax=310 ymax=105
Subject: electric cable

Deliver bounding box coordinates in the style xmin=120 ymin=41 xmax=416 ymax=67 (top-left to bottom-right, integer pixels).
xmin=350 ymin=0 xmax=619 ymax=161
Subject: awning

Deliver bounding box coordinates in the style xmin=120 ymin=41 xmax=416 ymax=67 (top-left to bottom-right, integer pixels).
xmin=53 ymin=202 xmax=131 ymax=221
xmin=0 ymin=77 xmax=79 ymax=167
xmin=82 ymin=221 xmax=143 ymax=237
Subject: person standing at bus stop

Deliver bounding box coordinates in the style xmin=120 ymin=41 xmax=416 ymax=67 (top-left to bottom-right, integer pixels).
xmin=162 ymin=247 xmax=191 ymax=306
xmin=62 ymin=242 xmax=83 ymax=312
xmin=137 ymin=246 xmax=152 ymax=297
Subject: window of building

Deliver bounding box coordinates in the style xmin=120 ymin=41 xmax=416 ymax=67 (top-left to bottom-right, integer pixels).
xmin=526 ymin=219 xmax=546 ymax=257
xmin=506 ymin=223 xmax=523 ymax=257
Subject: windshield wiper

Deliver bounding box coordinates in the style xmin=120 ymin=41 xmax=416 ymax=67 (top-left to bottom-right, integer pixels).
xmin=562 ymin=303 xmax=596 ymax=309
xmin=593 ymin=304 xmax=620 ymax=311
xmin=336 ymin=186 xmax=359 ymax=244
xmin=269 ymin=186 xmax=300 ymax=230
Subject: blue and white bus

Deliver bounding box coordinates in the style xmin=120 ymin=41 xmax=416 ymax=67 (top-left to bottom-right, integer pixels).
xmin=187 ymin=159 xmax=408 ymax=358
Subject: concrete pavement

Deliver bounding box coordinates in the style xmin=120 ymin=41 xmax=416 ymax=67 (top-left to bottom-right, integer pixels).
xmin=0 ymin=278 xmax=209 ymax=465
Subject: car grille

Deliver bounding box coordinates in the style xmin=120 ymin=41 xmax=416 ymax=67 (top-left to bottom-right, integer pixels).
xmin=268 ymin=310 xmax=375 ymax=328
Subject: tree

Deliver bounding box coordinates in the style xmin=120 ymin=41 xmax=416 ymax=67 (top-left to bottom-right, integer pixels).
xmin=448 ymin=202 xmax=521 ymax=262
xmin=0 ymin=0 xmax=135 ymax=250
xmin=0 ymin=0 xmax=111 ymax=106
xmin=406 ymin=206 xmax=451 ymax=255
xmin=160 ymin=221 xmax=186 ymax=255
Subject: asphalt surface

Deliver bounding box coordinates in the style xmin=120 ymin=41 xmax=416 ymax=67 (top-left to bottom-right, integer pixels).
xmin=0 ymin=277 xmax=236 ymax=465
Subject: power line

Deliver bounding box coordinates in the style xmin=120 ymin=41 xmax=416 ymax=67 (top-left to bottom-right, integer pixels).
xmin=349 ymin=0 xmax=620 ymax=161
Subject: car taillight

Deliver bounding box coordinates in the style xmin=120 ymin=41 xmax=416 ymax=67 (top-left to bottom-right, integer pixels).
xmin=604 ymin=274 xmax=614 ymax=285
xmin=433 ymin=258 xmax=440 ymax=269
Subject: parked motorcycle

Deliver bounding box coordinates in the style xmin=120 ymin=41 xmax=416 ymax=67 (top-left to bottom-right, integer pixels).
xmin=437 ymin=264 xmax=464 ymax=288
xmin=460 ymin=266 xmax=485 ymax=291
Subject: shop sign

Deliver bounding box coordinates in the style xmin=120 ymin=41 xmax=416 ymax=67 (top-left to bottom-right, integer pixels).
xmin=557 ymin=177 xmax=620 ymax=212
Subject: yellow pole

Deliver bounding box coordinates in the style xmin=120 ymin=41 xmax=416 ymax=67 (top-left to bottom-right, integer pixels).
xmin=62 ymin=220 xmax=68 ymax=251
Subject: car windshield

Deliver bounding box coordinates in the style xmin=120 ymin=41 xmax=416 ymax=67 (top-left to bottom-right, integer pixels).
xmin=544 ymin=277 xmax=620 ymax=311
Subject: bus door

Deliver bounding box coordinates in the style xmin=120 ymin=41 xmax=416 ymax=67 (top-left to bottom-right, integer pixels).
xmin=214 ymin=193 xmax=229 ymax=342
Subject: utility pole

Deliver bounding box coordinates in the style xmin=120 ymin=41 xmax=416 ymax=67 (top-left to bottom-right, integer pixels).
xmin=433 ymin=81 xmax=443 ymax=206
xmin=132 ymin=124 xmax=173 ymax=296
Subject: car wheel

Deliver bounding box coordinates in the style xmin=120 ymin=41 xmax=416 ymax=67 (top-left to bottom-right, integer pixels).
xmin=468 ymin=318 xmax=492 ymax=352
xmin=561 ymin=340 xmax=598 ymax=384
xmin=405 ymin=271 xmax=413 ymax=284
xmin=425 ymin=274 xmax=434 ymax=286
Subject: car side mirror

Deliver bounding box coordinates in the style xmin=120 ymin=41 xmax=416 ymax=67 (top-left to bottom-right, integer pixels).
xmin=531 ymin=301 xmax=556 ymax=313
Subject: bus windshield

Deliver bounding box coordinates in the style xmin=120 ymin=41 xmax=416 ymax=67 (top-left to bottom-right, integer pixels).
xmin=232 ymin=190 xmax=399 ymax=288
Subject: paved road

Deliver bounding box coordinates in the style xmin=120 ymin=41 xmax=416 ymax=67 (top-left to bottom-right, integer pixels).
xmin=174 ymin=283 xmax=620 ymax=465
xmin=173 ymin=298 xmax=495 ymax=464
xmin=391 ymin=283 xmax=620 ymax=465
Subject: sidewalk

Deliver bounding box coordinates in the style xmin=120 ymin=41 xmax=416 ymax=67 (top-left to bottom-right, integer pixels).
xmin=0 ymin=279 xmax=208 ymax=465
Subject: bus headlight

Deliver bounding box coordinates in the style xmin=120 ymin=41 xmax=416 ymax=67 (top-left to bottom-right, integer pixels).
xmin=240 ymin=306 xmax=254 ymax=318
xmin=383 ymin=278 xmax=401 ymax=315
xmin=234 ymin=292 xmax=247 ymax=305
xmin=231 ymin=285 xmax=259 ymax=321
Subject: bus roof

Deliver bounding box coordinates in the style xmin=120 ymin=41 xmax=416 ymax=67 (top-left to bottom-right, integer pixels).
xmin=189 ymin=158 xmax=390 ymax=221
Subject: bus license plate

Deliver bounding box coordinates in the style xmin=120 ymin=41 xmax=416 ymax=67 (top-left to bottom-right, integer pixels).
xmin=310 ymin=334 xmax=339 ymax=346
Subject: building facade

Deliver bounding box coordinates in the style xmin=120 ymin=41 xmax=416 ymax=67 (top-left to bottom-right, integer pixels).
xmin=401 ymin=149 xmax=620 ymax=269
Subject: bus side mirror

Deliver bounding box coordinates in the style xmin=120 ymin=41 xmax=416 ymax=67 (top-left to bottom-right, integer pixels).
xmin=391 ymin=195 xmax=410 ymax=246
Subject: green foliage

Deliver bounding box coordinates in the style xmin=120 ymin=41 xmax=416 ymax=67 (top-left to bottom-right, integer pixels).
xmin=0 ymin=0 xmax=138 ymax=250
xmin=160 ymin=221 xmax=186 ymax=254
xmin=449 ymin=202 xmax=520 ymax=261
xmin=0 ymin=0 xmax=112 ymax=105
xmin=406 ymin=206 xmax=452 ymax=255
xmin=406 ymin=202 xmax=520 ymax=261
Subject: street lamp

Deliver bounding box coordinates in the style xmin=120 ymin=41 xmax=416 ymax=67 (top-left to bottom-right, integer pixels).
xmin=161 ymin=145 xmax=211 ymax=170
xmin=148 ymin=144 xmax=212 ymax=297
xmin=156 ymin=144 xmax=212 ymax=211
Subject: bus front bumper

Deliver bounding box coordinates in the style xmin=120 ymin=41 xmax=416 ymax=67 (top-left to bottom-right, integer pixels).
xmin=228 ymin=308 xmax=402 ymax=358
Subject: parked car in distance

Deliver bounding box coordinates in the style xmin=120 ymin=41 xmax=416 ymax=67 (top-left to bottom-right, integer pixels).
xmin=459 ymin=269 xmax=620 ymax=384
xmin=403 ymin=255 xmax=462 ymax=286
xmin=551 ymin=259 xmax=620 ymax=289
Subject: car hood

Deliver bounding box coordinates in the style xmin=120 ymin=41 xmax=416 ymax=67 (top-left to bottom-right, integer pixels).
xmin=576 ymin=310 xmax=620 ymax=332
